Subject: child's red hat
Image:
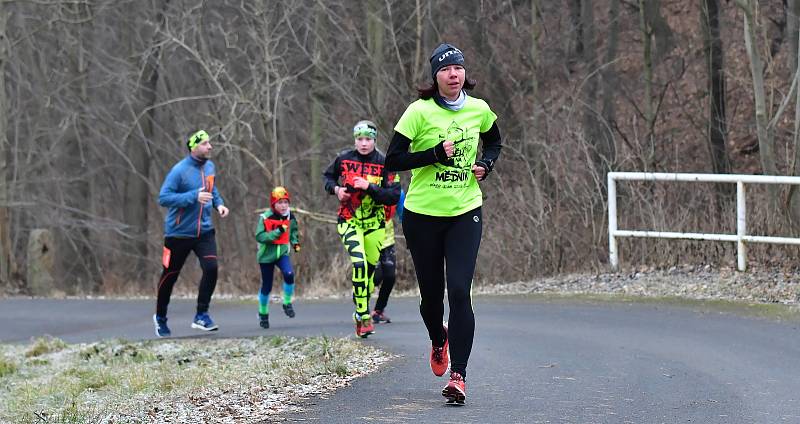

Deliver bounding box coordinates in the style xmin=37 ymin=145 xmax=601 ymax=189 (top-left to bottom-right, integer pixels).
xmin=270 ymin=186 xmax=290 ymax=207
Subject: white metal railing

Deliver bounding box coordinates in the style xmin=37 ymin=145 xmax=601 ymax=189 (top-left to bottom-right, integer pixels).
xmin=608 ymin=172 xmax=800 ymax=271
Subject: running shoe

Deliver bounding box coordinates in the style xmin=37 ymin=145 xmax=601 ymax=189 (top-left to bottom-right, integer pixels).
xmin=191 ymin=312 xmax=219 ymax=331
xmin=354 ymin=313 xmax=375 ymax=338
xmin=371 ymin=309 xmax=391 ymax=324
xmin=442 ymin=371 xmax=466 ymax=405
xmin=259 ymin=313 xmax=270 ymax=329
xmin=430 ymin=323 xmax=449 ymax=376
xmin=282 ymin=303 xmax=296 ymax=318
xmin=153 ymin=314 xmax=171 ymax=338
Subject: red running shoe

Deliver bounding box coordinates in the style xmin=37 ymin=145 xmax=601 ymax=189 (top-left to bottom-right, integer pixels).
xmin=430 ymin=323 xmax=449 ymax=376
xmin=371 ymin=309 xmax=391 ymax=324
xmin=442 ymin=371 xmax=466 ymax=405
xmin=354 ymin=313 xmax=375 ymax=338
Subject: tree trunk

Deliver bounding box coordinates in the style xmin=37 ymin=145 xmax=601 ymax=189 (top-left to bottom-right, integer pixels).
xmin=0 ymin=1 xmax=11 ymax=288
xmin=309 ymin=1 xmax=324 ymax=197
xmin=568 ymin=0 xmax=583 ymax=57
xmin=420 ymin=0 xmax=437 ymax=84
xmin=702 ymin=0 xmax=731 ymax=176
xmin=788 ymin=24 xmax=800 ymax=227
xmin=530 ymin=0 xmax=539 ymax=118
xmin=789 ymin=0 xmax=800 ymax=75
xmin=738 ymin=0 xmax=780 ymax=208
xmin=59 ymin=2 xmax=100 ymax=293
xmin=640 ymin=0 xmax=656 ymax=168
xmin=413 ymin=0 xmax=424 ymax=85
xmin=642 ymin=0 xmax=675 ymax=62
xmin=124 ymin=0 xmax=169 ymax=284
xmin=467 ymin=0 xmax=513 ymax=118
xmin=527 ymin=0 xmax=556 ymax=203
xmin=581 ymin=0 xmax=605 ymax=179
xmin=252 ymin=1 xmax=278 ymax=184
xmin=600 ymin=0 xmax=619 ymax=172
xmin=367 ymin=0 xmax=384 ymax=117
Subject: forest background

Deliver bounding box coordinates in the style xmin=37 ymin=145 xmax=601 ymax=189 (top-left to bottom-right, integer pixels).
xmin=1 ymin=0 xmax=799 ymax=297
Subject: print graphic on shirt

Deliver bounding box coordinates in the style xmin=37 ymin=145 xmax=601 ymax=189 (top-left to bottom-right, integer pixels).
xmin=433 ymin=120 xmax=477 ymax=185
xmin=338 ymin=159 xmax=386 ymax=227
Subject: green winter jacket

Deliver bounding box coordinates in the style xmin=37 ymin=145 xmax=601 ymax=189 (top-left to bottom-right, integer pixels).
xmin=254 ymin=209 xmax=299 ymax=263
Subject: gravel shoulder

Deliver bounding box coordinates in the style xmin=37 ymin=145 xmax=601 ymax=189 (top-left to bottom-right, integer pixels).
xmin=477 ymin=265 xmax=800 ymax=307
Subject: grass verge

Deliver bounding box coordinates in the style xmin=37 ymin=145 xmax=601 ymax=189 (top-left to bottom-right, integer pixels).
xmin=0 ymin=335 xmax=390 ymax=423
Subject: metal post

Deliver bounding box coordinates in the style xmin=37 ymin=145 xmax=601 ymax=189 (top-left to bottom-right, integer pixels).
xmin=608 ymin=173 xmax=618 ymax=270
xmin=736 ymin=181 xmax=747 ymax=272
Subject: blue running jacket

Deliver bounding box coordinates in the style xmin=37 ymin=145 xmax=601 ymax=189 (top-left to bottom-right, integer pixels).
xmin=159 ymin=156 xmax=224 ymax=238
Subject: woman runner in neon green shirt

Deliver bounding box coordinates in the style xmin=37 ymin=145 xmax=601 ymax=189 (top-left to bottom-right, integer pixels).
xmin=386 ymin=43 xmax=502 ymax=405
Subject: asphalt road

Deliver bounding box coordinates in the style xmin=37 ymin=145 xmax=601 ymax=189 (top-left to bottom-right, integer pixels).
xmin=1 ymin=296 xmax=798 ymax=423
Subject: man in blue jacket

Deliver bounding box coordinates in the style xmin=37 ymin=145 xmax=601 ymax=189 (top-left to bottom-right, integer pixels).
xmin=153 ymin=129 xmax=230 ymax=337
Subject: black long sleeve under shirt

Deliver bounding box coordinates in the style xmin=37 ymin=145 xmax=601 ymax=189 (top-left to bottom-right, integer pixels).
xmin=385 ymin=122 xmax=502 ymax=172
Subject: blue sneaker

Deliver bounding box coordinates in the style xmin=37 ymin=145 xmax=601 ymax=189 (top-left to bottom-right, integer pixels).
xmin=191 ymin=312 xmax=219 ymax=331
xmin=153 ymin=314 xmax=171 ymax=338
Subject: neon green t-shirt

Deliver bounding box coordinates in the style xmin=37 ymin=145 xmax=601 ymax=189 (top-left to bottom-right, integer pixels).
xmin=393 ymin=96 xmax=497 ymax=217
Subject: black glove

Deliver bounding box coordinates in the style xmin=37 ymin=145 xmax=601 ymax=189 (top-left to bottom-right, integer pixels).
xmin=474 ymin=159 xmax=494 ymax=181
xmin=433 ymin=142 xmax=453 ymax=166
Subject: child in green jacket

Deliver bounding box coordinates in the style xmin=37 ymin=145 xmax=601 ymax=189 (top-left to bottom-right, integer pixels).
xmin=254 ymin=186 xmax=300 ymax=329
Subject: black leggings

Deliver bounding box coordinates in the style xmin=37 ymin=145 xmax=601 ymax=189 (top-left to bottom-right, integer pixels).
xmin=402 ymin=207 xmax=482 ymax=378
xmin=156 ymin=230 xmax=218 ymax=317
xmin=373 ymin=244 xmax=396 ymax=312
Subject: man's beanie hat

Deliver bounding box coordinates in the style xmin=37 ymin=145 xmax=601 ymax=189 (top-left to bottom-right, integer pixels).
xmin=429 ymin=43 xmax=465 ymax=81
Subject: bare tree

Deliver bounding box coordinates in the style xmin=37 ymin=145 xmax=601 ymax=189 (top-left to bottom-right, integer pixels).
xmin=123 ymin=0 xmax=170 ymax=282
xmin=642 ymin=0 xmax=675 ymax=62
xmin=526 ymin=0 xmax=549 ymax=188
xmin=639 ymin=0 xmax=656 ymax=167
xmin=367 ymin=0 xmax=385 ymax=116
xmin=736 ymin=0 xmax=780 ymax=205
xmin=568 ymin=0 xmax=583 ymax=60
xmin=56 ymin=1 xmax=101 ymax=292
xmin=789 ymin=0 xmax=800 ymax=75
xmin=789 ymin=19 xmax=800 ymax=226
xmin=701 ymin=0 xmax=731 ymax=177
xmin=0 ymin=0 xmax=11 ymax=288
xmin=580 ymin=0 xmax=612 ymax=184
xmin=309 ymin=1 xmax=326 ymax=198
xmin=530 ymin=0 xmax=540 ymax=118
xmin=580 ymin=0 xmax=600 ymax=137
xmin=599 ymin=0 xmax=619 ymax=171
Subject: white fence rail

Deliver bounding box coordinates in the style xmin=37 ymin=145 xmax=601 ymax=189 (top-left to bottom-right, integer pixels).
xmin=607 ymin=172 xmax=800 ymax=271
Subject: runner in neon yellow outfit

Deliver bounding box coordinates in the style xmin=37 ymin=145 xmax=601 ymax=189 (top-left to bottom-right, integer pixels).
xmin=323 ymin=120 xmax=401 ymax=338
xmin=386 ymin=43 xmax=502 ymax=404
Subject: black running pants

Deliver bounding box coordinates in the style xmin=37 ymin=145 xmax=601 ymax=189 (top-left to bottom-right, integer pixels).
xmin=373 ymin=244 xmax=396 ymax=312
xmin=402 ymin=207 xmax=482 ymax=378
xmin=155 ymin=230 xmax=218 ymax=317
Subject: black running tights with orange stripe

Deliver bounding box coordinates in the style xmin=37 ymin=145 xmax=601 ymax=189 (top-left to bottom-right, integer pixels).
xmin=155 ymin=230 xmax=218 ymax=318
